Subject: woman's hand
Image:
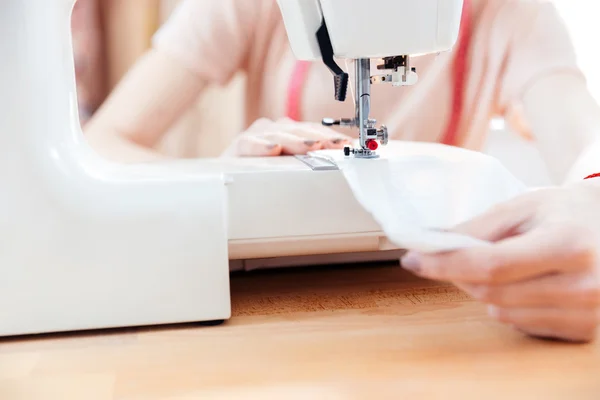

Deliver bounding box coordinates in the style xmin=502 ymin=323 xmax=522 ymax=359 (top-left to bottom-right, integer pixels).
xmin=220 ymin=118 xmax=353 ymax=157
xmin=400 ymin=182 xmax=600 ymax=343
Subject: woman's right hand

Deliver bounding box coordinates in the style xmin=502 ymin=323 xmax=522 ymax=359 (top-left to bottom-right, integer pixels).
xmin=220 ymin=118 xmax=354 ymax=157
xmin=400 ymin=183 xmax=600 ymax=343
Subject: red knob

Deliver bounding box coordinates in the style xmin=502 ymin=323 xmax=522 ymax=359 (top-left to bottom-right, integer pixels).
xmin=366 ymin=140 xmax=378 ymax=151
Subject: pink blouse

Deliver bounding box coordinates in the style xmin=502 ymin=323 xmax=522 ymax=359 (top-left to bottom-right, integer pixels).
xmin=152 ymin=0 xmax=585 ymax=151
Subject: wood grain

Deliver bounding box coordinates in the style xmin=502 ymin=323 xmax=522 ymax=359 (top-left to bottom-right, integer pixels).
xmin=0 ymin=262 xmax=598 ymax=399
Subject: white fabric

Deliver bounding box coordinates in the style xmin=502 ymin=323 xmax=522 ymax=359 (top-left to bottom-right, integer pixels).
xmin=311 ymin=142 xmax=529 ymax=253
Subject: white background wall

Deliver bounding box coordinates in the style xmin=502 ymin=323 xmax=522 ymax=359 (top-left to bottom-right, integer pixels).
xmin=554 ymin=1 xmax=600 ymax=101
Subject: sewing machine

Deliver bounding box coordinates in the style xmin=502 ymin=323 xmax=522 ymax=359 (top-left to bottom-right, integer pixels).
xmin=0 ymin=0 xmax=463 ymax=336
xmin=278 ymin=0 xmax=462 ymax=159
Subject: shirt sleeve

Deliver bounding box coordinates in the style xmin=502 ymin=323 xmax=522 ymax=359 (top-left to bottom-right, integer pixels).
xmin=495 ymin=0 xmax=586 ymax=113
xmin=151 ymin=0 xmax=264 ymax=85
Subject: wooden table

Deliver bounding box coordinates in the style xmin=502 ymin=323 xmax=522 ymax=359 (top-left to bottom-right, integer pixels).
xmin=1 ymin=262 xmax=599 ymax=399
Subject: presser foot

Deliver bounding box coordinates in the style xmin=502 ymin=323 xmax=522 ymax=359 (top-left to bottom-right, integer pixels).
xmin=344 ymin=126 xmax=388 ymax=159
xmin=322 ymin=118 xmax=388 ymax=159
xmin=343 ymin=146 xmax=379 ymax=159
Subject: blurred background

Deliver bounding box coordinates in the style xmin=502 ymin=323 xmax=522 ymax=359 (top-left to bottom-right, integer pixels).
xmin=71 ymin=0 xmax=600 ymax=186
xmin=71 ymin=0 xmax=244 ymax=161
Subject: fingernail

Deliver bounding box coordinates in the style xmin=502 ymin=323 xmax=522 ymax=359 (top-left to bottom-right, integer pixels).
xmin=304 ymin=140 xmax=318 ymax=146
xmin=331 ymin=138 xmax=349 ymax=144
xmin=266 ymin=144 xmax=278 ymax=149
xmin=401 ymin=252 xmax=421 ymax=273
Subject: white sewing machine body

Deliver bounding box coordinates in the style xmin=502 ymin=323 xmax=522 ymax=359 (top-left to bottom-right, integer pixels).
xmin=0 ymin=0 xmax=463 ymax=336
xmin=278 ymin=0 xmax=463 ymax=60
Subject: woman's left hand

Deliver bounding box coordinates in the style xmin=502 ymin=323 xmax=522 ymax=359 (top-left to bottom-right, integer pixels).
xmin=220 ymin=118 xmax=352 ymax=157
xmin=400 ymin=182 xmax=600 ymax=343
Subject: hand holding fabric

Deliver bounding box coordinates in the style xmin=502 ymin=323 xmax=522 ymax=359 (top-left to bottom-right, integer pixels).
xmin=401 ymin=183 xmax=600 ymax=343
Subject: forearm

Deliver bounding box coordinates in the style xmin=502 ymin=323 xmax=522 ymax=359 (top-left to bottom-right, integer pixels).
xmin=85 ymin=127 xmax=168 ymax=163
xmin=521 ymin=72 xmax=600 ymax=185
xmin=83 ymin=48 xmax=206 ymax=163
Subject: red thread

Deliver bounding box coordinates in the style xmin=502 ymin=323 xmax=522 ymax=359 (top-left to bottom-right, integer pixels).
xmin=584 ymin=172 xmax=600 ymax=180
xmin=285 ymin=0 xmax=472 ymax=145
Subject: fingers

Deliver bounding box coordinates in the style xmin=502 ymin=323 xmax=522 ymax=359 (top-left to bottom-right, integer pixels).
xmin=279 ymin=121 xmax=352 ymax=150
xmin=224 ymin=130 xmax=323 ymax=157
xmin=224 ymin=135 xmax=282 ymax=157
xmin=452 ymin=190 xmax=546 ymax=242
xmin=322 ymin=137 xmax=352 ymax=150
xmin=488 ymin=306 xmax=600 ymax=343
xmin=464 ymin=272 xmax=600 ymax=308
xmin=261 ymin=131 xmax=323 ymax=155
xmin=399 ymin=191 xmax=545 ymax=283
xmin=462 ymin=268 xmax=600 ymax=343
xmin=240 ymin=118 xmax=352 ymax=155
xmin=401 ymin=225 xmax=597 ymax=285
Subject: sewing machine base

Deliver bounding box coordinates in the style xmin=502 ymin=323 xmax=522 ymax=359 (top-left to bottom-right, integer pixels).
xmin=0 ymin=0 xmax=463 ymax=338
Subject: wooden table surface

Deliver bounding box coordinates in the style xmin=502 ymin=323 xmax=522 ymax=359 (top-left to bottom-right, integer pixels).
xmin=1 ymin=262 xmax=599 ymax=399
